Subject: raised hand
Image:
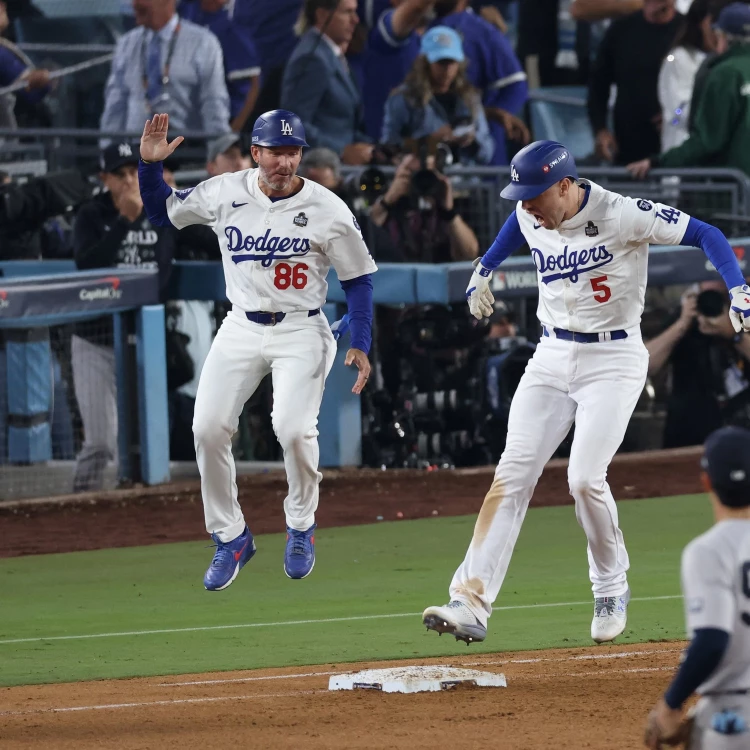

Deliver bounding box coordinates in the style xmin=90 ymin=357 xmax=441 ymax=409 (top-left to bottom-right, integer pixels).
xmin=140 ymin=113 xmax=184 ymax=163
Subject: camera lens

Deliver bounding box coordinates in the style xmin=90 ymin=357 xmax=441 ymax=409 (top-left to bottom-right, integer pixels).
xmin=696 ymin=289 xmax=726 ymax=318
xmin=411 ymin=168 xmax=441 ymax=197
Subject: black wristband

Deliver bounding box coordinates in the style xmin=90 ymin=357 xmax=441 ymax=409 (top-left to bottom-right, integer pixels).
xmin=438 ymin=205 xmax=458 ymax=222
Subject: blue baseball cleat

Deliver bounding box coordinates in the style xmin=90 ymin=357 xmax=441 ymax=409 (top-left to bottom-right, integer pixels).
xmin=284 ymin=524 xmax=316 ymax=579
xmin=204 ymin=526 xmax=256 ymax=591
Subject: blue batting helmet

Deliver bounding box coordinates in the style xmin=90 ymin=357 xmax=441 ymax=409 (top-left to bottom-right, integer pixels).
xmin=251 ymin=109 xmax=309 ymax=148
xmin=500 ymin=140 xmax=578 ymax=201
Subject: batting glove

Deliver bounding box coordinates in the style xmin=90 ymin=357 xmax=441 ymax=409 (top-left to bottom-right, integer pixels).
xmin=729 ymin=284 xmax=750 ymax=333
xmin=331 ymin=313 xmax=350 ymax=341
xmin=466 ymin=258 xmax=495 ymax=320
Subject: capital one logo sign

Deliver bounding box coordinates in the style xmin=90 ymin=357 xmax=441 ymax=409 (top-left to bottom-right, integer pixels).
xmin=280 ymin=120 xmax=293 ymax=136
xmin=79 ymin=276 xmax=123 ymax=301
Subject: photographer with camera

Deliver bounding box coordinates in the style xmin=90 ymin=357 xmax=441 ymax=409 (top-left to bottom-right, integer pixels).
xmin=369 ymin=150 xmax=479 ymax=262
xmin=381 ymin=25 xmax=495 ymax=165
xmin=646 ymin=281 xmax=750 ymax=448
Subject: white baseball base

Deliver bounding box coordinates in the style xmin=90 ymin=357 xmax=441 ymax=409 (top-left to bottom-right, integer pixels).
xmin=328 ymin=666 xmax=507 ymax=694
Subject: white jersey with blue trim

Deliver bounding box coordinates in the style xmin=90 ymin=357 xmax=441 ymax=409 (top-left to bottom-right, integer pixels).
xmin=681 ymin=519 xmax=750 ymax=694
xmin=512 ymin=180 xmax=690 ymax=334
xmin=165 ymin=168 xmax=377 ymax=312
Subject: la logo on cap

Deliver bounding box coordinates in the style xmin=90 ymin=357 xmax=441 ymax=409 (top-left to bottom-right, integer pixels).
xmin=511 ymin=166 xmax=519 ymax=182
xmin=280 ymin=120 xmax=293 ymax=135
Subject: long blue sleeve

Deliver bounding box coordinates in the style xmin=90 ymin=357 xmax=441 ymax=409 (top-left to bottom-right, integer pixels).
xmin=682 ymin=217 xmax=745 ymax=290
xmin=664 ymin=628 xmax=730 ymax=709
xmin=340 ymin=274 xmax=373 ymax=354
xmin=480 ymin=211 xmax=525 ymax=270
xmin=138 ymin=160 xmax=174 ymax=228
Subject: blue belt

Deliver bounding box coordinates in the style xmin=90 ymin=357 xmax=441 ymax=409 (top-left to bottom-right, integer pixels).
xmin=245 ymin=309 xmax=320 ymax=326
xmin=543 ymin=326 xmax=628 ymax=343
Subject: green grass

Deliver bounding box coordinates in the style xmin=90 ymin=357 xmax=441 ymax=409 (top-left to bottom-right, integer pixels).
xmin=0 ymin=494 xmax=712 ymax=687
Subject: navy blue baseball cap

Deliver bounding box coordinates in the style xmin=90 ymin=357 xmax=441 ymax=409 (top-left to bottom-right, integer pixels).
xmin=251 ymin=109 xmax=309 ymax=149
xmin=701 ymin=426 xmax=750 ymax=507
xmin=714 ymin=2 xmax=750 ymax=36
xmin=500 ymin=140 xmax=578 ymax=201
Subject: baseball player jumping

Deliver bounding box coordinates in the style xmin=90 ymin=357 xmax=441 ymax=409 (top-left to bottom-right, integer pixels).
xmin=644 ymin=426 xmax=750 ymax=750
xmin=138 ymin=110 xmax=377 ymax=588
xmin=423 ymin=140 xmax=750 ymax=645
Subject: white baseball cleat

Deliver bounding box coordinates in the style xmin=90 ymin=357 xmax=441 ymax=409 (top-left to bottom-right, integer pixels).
xmin=591 ymin=588 xmax=631 ymax=643
xmin=422 ymin=601 xmax=487 ymax=645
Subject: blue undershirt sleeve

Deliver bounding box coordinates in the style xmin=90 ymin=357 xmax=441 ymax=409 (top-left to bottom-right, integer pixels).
xmin=480 ymin=211 xmax=525 ymax=270
xmin=664 ymin=628 xmax=730 ymax=709
xmin=340 ymin=274 xmax=373 ymax=354
xmin=138 ymin=159 xmax=174 ymax=228
xmin=681 ymin=217 xmax=745 ymax=290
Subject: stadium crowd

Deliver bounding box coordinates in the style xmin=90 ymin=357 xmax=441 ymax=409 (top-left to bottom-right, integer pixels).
xmin=0 ymin=0 xmax=750 ymax=481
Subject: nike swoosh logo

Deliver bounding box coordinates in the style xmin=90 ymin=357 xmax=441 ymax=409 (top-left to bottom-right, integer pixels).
xmin=232 ymin=201 xmax=248 ymax=208
xmin=533 ymin=223 xmax=541 ymax=229
xmin=234 ymin=539 xmax=249 ymax=561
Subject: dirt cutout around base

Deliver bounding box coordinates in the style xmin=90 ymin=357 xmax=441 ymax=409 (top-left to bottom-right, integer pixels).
xmin=0 ymin=447 xmax=704 ymax=557
xmin=0 ymin=641 xmax=685 ymax=749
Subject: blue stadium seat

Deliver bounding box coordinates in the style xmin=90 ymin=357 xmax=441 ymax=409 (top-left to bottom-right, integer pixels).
xmin=528 ymin=86 xmax=595 ymax=161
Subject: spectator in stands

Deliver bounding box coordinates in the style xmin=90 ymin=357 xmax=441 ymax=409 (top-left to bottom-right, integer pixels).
xmin=646 ymin=281 xmax=750 ymax=447
xmin=627 ymin=2 xmax=750 ymax=179
xmin=178 ymin=0 xmax=262 ymax=133
xmin=100 ymin=0 xmax=230 ymax=140
xmin=358 ymin=0 xmax=437 ymax=143
xmin=588 ymin=0 xmax=683 ymax=166
xmin=369 ymin=152 xmax=479 ymax=261
xmin=431 ymin=0 xmax=529 ymax=166
xmin=0 ymin=0 xmax=51 ymax=131
xmin=281 ymin=0 xmax=373 ymax=164
xmin=381 ymin=25 xmax=495 ymax=164
xmin=206 ymin=132 xmax=252 ymax=176
xmin=657 ymin=0 xmax=716 ymax=152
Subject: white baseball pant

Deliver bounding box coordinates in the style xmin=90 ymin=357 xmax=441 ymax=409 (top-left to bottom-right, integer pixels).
xmin=192 ymin=309 xmax=336 ymax=543
xmin=450 ymin=330 xmax=649 ymax=625
xmin=70 ymin=335 xmax=118 ymax=492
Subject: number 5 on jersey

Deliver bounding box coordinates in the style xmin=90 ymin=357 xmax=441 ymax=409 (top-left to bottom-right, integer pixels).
xmin=591 ymin=275 xmax=611 ymax=303
xmin=274 ymin=262 xmax=308 ymax=290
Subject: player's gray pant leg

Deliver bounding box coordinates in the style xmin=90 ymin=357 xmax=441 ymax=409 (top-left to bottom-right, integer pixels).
xmin=265 ymin=314 xmax=335 ymax=531
xmin=193 ymin=312 xmax=270 ymax=543
xmin=566 ymin=337 xmax=649 ymax=597
xmin=688 ymin=695 xmax=750 ymax=750
xmin=71 ymin=335 xmax=117 ymax=492
xmin=449 ymin=339 xmax=577 ymax=623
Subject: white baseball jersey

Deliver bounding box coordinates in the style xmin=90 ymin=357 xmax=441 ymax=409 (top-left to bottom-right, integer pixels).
xmin=511 ymin=180 xmax=691 ymax=333
xmin=681 ymin=519 xmax=750 ymax=694
xmin=165 ymin=169 xmax=377 ymax=312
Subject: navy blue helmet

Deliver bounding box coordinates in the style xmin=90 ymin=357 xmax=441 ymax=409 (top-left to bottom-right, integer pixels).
xmin=251 ymin=109 xmax=309 ymax=148
xmin=500 ymin=140 xmax=578 ymax=201
xmin=701 ymin=426 xmax=750 ymax=507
